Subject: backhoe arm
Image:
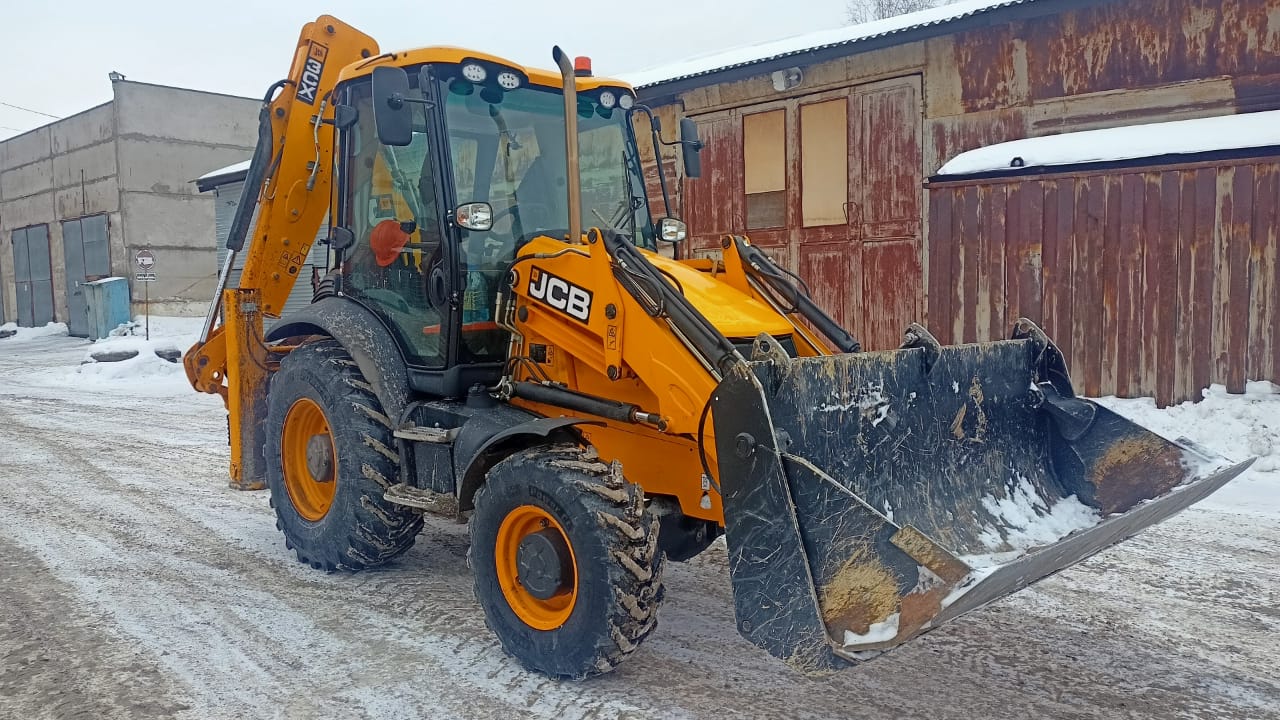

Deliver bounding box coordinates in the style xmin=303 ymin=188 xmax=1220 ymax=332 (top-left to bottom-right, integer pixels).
xmin=184 ymin=18 xmax=377 ymax=488
xmin=184 ymin=17 xmax=378 ymax=398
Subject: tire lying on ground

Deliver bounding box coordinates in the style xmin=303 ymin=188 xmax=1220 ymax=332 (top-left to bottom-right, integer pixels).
xmin=469 ymin=443 xmax=665 ymax=678
xmin=264 ymin=339 xmax=422 ymax=571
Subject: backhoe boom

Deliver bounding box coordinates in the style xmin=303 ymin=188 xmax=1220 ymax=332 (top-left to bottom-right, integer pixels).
xmin=184 ymin=17 xmax=378 ymax=487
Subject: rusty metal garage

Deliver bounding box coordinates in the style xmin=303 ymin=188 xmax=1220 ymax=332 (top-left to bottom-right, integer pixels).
xmin=629 ymin=0 xmax=1280 ymax=402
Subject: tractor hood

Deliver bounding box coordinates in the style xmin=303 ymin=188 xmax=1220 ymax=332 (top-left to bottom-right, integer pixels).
xmin=641 ymin=248 xmax=794 ymax=341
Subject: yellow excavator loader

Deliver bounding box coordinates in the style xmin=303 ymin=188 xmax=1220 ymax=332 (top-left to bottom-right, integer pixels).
xmin=186 ymin=16 xmax=1252 ymax=678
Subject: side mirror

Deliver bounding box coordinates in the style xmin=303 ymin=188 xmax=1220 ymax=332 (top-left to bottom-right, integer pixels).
xmin=372 ymin=66 xmax=413 ymax=146
xmin=332 ymin=104 xmax=359 ymax=131
xmin=658 ymin=217 xmax=687 ymax=243
xmin=328 ymin=226 xmax=355 ymax=251
xmin=454 ymin=202 xmax=493 ymax=231
xmin=679 ymin=118 xmax=703 ymax=179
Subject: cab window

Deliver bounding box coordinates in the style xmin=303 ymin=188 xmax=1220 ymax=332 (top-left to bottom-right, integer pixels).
xmin=340 ymin=81 xmax=445 ymax=368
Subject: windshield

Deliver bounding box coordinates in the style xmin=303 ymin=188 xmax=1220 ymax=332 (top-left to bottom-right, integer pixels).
xmin=438 ymin=72 xmax=654 ymax=254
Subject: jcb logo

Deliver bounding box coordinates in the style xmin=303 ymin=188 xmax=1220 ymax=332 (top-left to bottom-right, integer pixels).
xmin=296 ymin=42 xmax=328 ymax=105
xmin=528 ymin=267 xmax=592 ymax=323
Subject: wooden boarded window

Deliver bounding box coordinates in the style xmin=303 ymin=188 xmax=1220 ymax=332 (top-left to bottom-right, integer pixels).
xmin=801 ymin=99 xmax=848 ymax=227
xmin=743 ymin=110 xmax=786 ymax=229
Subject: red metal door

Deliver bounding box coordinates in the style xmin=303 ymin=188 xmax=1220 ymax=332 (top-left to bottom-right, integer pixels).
xmin=795 ymin=77 xmax=923 ymax=350
xmin=853 ymin=78 xmax=923 ymax=351
xmin=683 ymin=77 xmax=923 ymax=350
xmin=684 ymin=111 xmax=743 ymax=258
xmin=796 ymin=93 xmax=858 ymax=331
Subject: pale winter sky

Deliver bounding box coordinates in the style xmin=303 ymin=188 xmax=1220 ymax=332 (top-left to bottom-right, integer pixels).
xmin=0 ymin=0 xmax=848 ymax=141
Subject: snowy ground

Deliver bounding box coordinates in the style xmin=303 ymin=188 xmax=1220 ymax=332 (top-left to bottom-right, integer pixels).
xmin=1 ymin=320 xmax=1277 ymax=719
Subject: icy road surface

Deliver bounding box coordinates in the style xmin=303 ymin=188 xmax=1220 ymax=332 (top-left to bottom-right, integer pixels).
xmin=1 ymin=323 xmax=1278 ymax=720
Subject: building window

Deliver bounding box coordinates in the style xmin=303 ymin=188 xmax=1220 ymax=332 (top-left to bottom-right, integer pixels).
xmin=800 ymin=99 xmax=848 ymax=227
xmin=743 ymin=110 xmax=786 ymax=229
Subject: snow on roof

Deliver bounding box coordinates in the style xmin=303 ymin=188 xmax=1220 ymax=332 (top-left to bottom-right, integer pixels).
xmin=198 ymin=159 xmax=251 ymax=181
xmin=936 ymin=110 xmax=1280 ymax=176
xmin=622 ymin=0 xmax=1032 ymax=89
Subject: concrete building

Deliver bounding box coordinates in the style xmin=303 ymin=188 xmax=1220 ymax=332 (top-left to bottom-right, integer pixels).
xmin=0 ymin=80 xmax=259 ymax=334
xmin=628 ymin=0 xmax=1280 ymax=403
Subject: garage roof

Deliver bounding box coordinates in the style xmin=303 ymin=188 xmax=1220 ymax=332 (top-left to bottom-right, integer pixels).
xmin=624 ymin=0 xmax=1040 ymax=90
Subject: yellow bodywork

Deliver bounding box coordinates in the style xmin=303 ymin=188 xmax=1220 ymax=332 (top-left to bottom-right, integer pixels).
xmin=183 ymin=15 xmax=826 ymax=519
xmin=504 ymin=233 xmax=823 ymax=521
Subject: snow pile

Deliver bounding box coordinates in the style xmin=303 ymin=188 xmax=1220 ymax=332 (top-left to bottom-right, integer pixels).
xmin=75 ymin=316 xmax=203 ymax=389
xmin=969 ymin=475 xmax=1101 ymax=567
xmin=1094 ymin=382 xmax=1280 ymax=514
xmin=0 ymin=321 xmax=69 ymax=342
xmin=936 ymin=111 xmax=1280 ymax=175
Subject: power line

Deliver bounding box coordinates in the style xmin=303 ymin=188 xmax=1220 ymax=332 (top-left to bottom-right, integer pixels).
xmin=1 ymin=125 xmax=27 ymax=132
xmin=0 ymin=101 xmax=60 ymax=119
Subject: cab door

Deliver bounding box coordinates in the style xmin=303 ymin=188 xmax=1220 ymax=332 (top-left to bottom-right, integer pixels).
xmin=337 ymin=78 xmax=450 ymax=370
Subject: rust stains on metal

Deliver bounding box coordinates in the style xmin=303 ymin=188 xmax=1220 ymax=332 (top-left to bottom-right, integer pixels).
xmin=927 ymin=156 xmax=1280 ymax=405
xmin=1089 ymin=433 xmax=1185 ymax=514
xmin=951 ymin=23 xmax=1020 ymax=113
xmin=890 ymin=525 xmax=971 ymax=583
xmin=817 ymin=548 xmax=900 ymax=636
xmin=950 ymin=404 xmax=968 ymax=440
xmin=949 ymin=376 xmax=989 ymax=442
xmin=1016 ymin=0 xmax=1280 ymax=103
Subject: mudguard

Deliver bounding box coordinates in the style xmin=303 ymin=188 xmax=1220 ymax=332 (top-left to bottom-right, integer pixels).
xmin=267 ymin=298 xmax=412 ymax=420
xmin=454 ymin=416 xmax=600 ymax=511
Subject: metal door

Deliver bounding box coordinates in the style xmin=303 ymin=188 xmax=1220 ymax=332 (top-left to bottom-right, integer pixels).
xmin=796 ymin=78 xmax=923 ymax=351
xmin=854 ymin=79 xmax=923 ymax=352
xmin=11 ymin=225 xmax=55 ymax=327
xmin=62 ymin=215 xmax=111 ymax=337
xmin=685 ymin=76 xmax=923 ymax=351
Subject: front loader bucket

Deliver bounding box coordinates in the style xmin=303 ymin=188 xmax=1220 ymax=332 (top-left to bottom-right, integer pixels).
xmin=710 ymin=320 xmax=1252 ymax=673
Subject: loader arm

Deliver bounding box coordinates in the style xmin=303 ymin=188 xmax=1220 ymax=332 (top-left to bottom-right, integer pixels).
xmin=184 ymin=17 xmax=378 ymax=486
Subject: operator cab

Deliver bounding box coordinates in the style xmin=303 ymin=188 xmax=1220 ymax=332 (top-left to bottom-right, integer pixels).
xmin=329 ymin=54 xmax=653 ymax=398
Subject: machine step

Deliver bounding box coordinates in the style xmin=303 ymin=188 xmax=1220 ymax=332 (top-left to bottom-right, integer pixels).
xmin=393 ymin=425 xmax=458 ymax=443
xmin=384 ymin=483 xmax=459 ymax=516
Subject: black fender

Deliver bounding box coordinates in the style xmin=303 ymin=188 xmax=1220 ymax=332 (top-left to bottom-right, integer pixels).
xmin=455 ymin=416 xmax=601 ymax=511
xmin=266 ymin=298 xmax=412 ymax=421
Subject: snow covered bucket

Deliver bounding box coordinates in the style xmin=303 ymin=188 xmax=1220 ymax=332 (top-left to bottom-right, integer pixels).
xmin=710 ymin=319 xmax=1253 ymax=673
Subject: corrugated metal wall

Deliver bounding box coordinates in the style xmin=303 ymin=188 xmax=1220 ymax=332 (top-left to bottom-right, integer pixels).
xmin=927 ymin=154 xmax=1280 ymax=406
xmin=213 ymin=181 xmax=329 ymax=322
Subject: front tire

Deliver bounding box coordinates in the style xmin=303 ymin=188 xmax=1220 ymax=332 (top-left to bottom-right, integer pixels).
xmin=264 ymin=339 xmax=422 ymax=571
xmin=470 ymin=444 xmax=665 ymax=678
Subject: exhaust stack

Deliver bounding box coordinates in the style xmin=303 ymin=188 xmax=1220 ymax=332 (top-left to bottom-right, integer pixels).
xmin=551 ymin=47 xmax=582 ymax=244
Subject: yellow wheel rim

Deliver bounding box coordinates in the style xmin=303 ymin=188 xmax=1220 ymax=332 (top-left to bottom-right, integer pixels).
xmin=281 ymin=397 xmax=337 ymax=522
xmin=495 ymin=505 xmax=578 ymax=630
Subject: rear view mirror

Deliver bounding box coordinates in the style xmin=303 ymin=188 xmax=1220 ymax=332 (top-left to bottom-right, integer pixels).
xmin=372 ymin=66 xmax=412 ymax=146
xmin=331 ymin=104 xmax=359 ymax=131
xmin=658 ymin=217 xmax=687 ymax=243
xmin=679 ymin=118 xmax=703 ymax=179
xmin=454 ymin=202 xmax=493 ymax=231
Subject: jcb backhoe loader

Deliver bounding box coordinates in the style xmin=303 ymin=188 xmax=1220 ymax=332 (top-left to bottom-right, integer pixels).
xmin=186 ymin=16 xmax=1253 ymax=678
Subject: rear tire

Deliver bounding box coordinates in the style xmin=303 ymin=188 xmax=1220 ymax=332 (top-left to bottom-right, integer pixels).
xmin=264 ymin=339 xmax=422 ymax=571
xmin=470 ymin=444 xmax=665 ymax=678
